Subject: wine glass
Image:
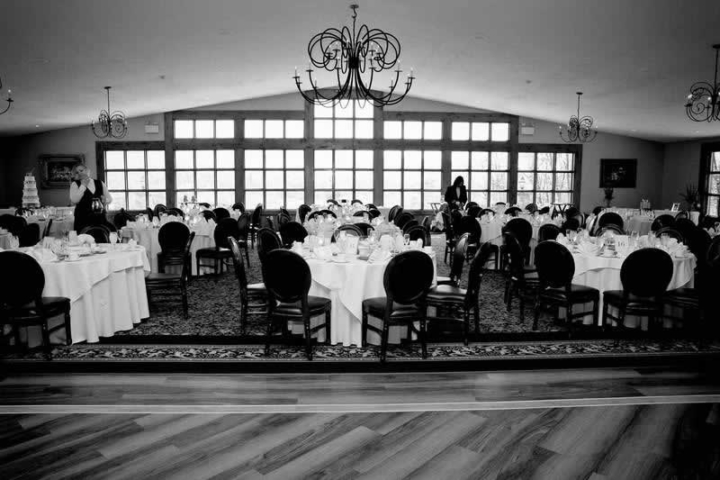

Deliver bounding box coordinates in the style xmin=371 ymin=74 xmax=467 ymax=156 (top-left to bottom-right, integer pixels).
xmin=109 ymin=231 xmax=118 ymax=250
xmin=403 ymin=233 xmax=411 ymax=248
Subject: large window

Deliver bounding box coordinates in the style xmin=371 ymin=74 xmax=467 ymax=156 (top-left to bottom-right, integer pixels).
xmin=313 ymin=150 xmax=373 ymax=205
xmin=245 ymin=149 xmax=305 ymax=209
xmin=175 ymin=149 xmax=235 ymax=206
xmin=451 ymin=151 xmax=509 ymax=207
xmin=104 ymin=149 xmax=167 ymax=210
xmin=516 ymin=151 xmax=575 ymax=207
xmin=702 ymin=146 xmax=720 ymax=217
xmin=174 ymin=119 xmax=234 ymax=139
xmin=314 ymin=101 xmax=374 ymax=139
xmin=384 ymin=150 xmax=442 ymax=209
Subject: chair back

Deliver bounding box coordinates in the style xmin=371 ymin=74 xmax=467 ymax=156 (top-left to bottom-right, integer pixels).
xmin=561 ymin=217 xmax=580 ymax=232
xmin=201 ymin=210 xmax=217 ymax=222
xmin=257 ymin=227 xmax=282 ymax=262
xmin=457 ymin=216 xmax=481 ymax=244
xmin=467 ymin=205 xmax=481 ymax=218
xmin=598 ymin=212 xmax=624 ymax=231
xmin=655 ymin=227 xmax=684 ymax=244
xmin=355 ymin=223 xmax=374 ymax=236
xmin=276 ymin=212 xmax=292 ymax=228
xmin=620 ymin=248 xmax=673 ymax=297
xmin=228 ymin=236 xmax=249 ymax=292
xmin=441 ymin=212 xmax=454 ymax=241
xmin=112 ymin=209 xmax=135 ymax=229
xmin=198 ymin=202 xmax=211 ymax=209
xmin=297 ymin=204 xmax=312 ymax=223
xmin=401 ymin=220 xmax=419 ymax=234
xmin=448 ymin=233 xmax=470 ymax=283
xmin=368 ymin=208 xmax=381 ymax=219
xmin=0 ymin=251 xmax=45 ymax=308
xmin=250 ymin=205 xmax=263 ymax=226
xmin=279 ymin=221 xmax=308 ymax=247
xmin=232 ymin=202 xmax=246 ymax=213
xmin=336 ymin=224 xmax=363 ymax=237
xmin=503 ymin=217 xmax=532 ymax=247
xmin=503 ymin=232 xmax=527 ymax=276
xmin=351 ymin=199 xmax=364 ymax=206
xmin=505 ymin=207 xmax=521 ymax=217
xmin=524 ymin=203 xmax=539 ymax=215
xmin=597 ymin=224 xmax=624 ymax=236
xmin=158 ymin=222 xmax=191 ymax=253
xmin=215 ymin=218 xmax=240 ymax=249
xmin=535 ymin=241 xmax=575 ymax=289
xmin=388 ymin=205 xmax=403 ymax=223
xmin=165 ymin=207 xmax=184 ymax=217
xmin=404 ymin=225 xmax=426 ymax=243
xmin=393 ymin=211 xmax=414 ymax=229
xmin=707 ymin=236 xmax=720 ymax=264
xmin=213 ymin=207 xmax=231 ymax=221
xmin=153 ymin=204 xmax=167 ymax=218
xmin=0 ymin=214 xmax=27 ymax=236
xmin=651 ymin=214 xmax=675 ymax=232
xmin=383 ymin=250 xmax=434 ymax=305
xmin=366 ymin=203 xmax=377 ymax=210
xmin=237 ymin=213 xmax=250 ymax=241
xmin=466 ymin=242 xmax=495 ymax=301
xmin=80 ymin=226 xmax=110 ymax=243
xmin=263 ymin=249 xmax=312 ymax=304
xmin=18 ymin=223 xmax=40 ymax=247
xmin=538 ymin=223 xmax=561 ymax=242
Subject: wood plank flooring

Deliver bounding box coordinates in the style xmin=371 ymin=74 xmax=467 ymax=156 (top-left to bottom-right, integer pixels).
xmin=1 ymin=367 xmax=719 ymax=479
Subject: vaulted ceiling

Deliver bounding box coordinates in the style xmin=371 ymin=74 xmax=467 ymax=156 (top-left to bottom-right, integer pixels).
xmin=1 ymin=0 xmax=719 ymax=142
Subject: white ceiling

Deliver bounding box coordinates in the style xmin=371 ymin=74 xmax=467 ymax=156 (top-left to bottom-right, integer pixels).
xmin=1 ymin=0 xmax=719 ymax=142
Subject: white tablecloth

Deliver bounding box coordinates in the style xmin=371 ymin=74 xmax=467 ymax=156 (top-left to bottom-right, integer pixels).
xmin=121 ymin=225 xmax=215 ymax=275
xmin=304 ymin=252 xmax=437 ymax=346
xmin=25 ymin=246 xmax=151 ymax=345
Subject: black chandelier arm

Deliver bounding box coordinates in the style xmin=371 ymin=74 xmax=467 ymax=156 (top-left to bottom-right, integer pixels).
xmin=0 ymin=97 xmax=13 ymax=115
xmin=685 ymin=82 xmax=720 ymax=122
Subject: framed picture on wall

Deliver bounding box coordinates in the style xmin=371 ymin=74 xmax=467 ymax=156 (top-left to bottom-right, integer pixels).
xmin=39 ymin=154 xmax=84 ymax=189
xmin=600 ymin=159 xmax=637 ymax=188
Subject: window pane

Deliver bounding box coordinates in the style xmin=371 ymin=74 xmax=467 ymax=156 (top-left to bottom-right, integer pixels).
xmin=286 ymin=171 xmax=304 ymax=189
xmin=555 ymin=192 xmax=573 ymax=205
xmin=384 ymin=150 xmax=402 ymax=169
xmin=244 ymin=120 xmax=263 ymax=138
xmin=707 ymin=196 xmax=719 ymax=217
xmin=536 ymin=191 xmax=553 ymax=206
xmin=424 ymin=172 xmax=441 ymax=190
xmin=335 ymin=120 xmax=353 ymax=138
xmin=217 ymin=191 xmax=235 ymax=207
xmin=336 ymin=191 xmax=353 ymax=202
xmin=266 ymin=150 xmax=284 ymax=169
xmin=174 ymin=120 xmax=193 ymax=138
xmin=216 ymin=120 xmax=234 ymax=138
xmin=473 ymin=192 xmax=488 ymax=208
xmin=286 ymin=120 xmax=304 ymax=139
xmin=424 ymin=121 xmax=442 ymax=140
xmin=384 ymin=171 xmax=402 ymax=189
xmin=405 ymin=121 xmax=422 ymax=140
xmin=175 ymin=151 xmax=194 ymax=169
xmin=356 ymin=150 xmax=373 ymax=169
xmin=197 ymin=171 xmax=215 ymax=189
xmin=127 ymin=172 xmax=146 ymax=190
xmin=471 ymin=172 xmax=488 ymax=190
xmin=245 ymin=150 xmax=263 ymax=168
xmin=245 ymin=170 xmax=264 ymax=188
xmin=537 ymin=153 xmax=553 ymax=171
xmin=384 ymin=121 xmax=402 ymax=139
xmin=517 ymin=192 xmax=534 ymax=207
xmin=471 ymin=151 xmax=489 ymax=170
xmin=314 ymin=150 xmax=333 ymax=169
xmin=708 ymin=175 xmax=720 ymax=194
xmin=491 ymin=123 xmax=510 ymax=141
xmin=106 ymin=172 xmax=125 ymax=190
xmin=148 ymin=191 xmax=166 ymax=208
xmin=403 ymin=191 xmax=422 ymax=209
xmin=556 ymin=173 xmax=573 ymax=191
xmin=196 ymin=150 xmax=214 ymax=169
xmin=518 ymin=153 xmax=534 ymax=171
xmin=490 ymin=172 xmax=508 ymax=190
xmin=490 ymin=192 xmax=507 ymax=205
xmin=246 ymin=191 xmax=264 ymax=209
xmin=451 ymin=151 xmax=469 ymax=170
xmin=355 ymin=120 xmax=373 ymax=139
xmin=404 ymin=171 xmax=421 ymax=189
xmin=216 ymin=150 xmax=234 ymax=169
xmin=491 ymin=152 xmax=509 ymax=170
xmin=314 ymin=119 xmax=333 ymax=138
xmin=336 ymin=151 xmax=353 ymax=169
xmin=384 ymin=191 xmax=402 ymax=207
xmin=147 ymin=151 xmax=165 ymax=169
xmin=712 ymin=152 xmax=720 ymax=172
xmin=266 ymin=171 xmax=284 ymax=188
xmin=217 ymin=171 xmax=234 ymax=189
xmin=335 ymin=102 xmax=354 ymax=118
xmin=452 ymin=122 xmax=470 ymax=141
xmin=355 ymin=100 xmax=374 ymax=118
xmin=315 ymin=191 xmax=332 ymax=204
xmin=127 ymin=151 xmax=144 ymax=169
xmin=518 ymin=172 xmax=534 ymax=191
xmin=314 ymin=104 xmax=333 ymax=118
xmin=176 ymin=191 xmax=194 ymax=206
xmin=405 ymin=151 xmax=422 ymax=169
xmin=128 ymin=192 xmax=147 ymax=210
xmin=424 ymin=191 xmax=440 ymax=209
xmin=536 ymin=173 xmax=553 ymax=191
xmin=336 ymin=170 xmax=353 ymax=186
xmin=195 ymin=120 xmax=214 ymax=138
xmin=472 ymin=122 xmax=490 ymax=141
xmin=286 ymin=150 xmax=304 ymax=169
xmin=148 ymin=171 xmax=166 ymax=190
xmin=556 ymin=153 xmax=574 ymax=171
xmin=315 ymin=171 xmax=333 ymax=189
xmin=265 ymin=120 xmax=284 ymax=138
xmin=176 ymin=172 xmax=195 ymax=189
xmin=424 ymin=151 xmax=441 ymax=170
xmin=356 ymin=191 xmax=373 ymax=204
xmin=106 ymin=151 xmax=124 ymax=169
xmin=286 ymin=191 xmax=305 ymax=209
xmin=356 ymin=171 xmax=373 ymax=189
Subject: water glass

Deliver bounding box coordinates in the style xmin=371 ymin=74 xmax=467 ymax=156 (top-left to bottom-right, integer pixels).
xmin=403 ymin=234 xmax=411 ymax=247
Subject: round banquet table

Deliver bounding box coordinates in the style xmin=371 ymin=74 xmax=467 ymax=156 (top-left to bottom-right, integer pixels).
xmin=20 ymin=245 xmax=150 ymax=346
xmin=569 ymin=249 xmax=696 ymax=328
xmin=121 ymin=224 xmax=215 ymax=275
xmin=300 ymin=252 xmax=438 ymax=346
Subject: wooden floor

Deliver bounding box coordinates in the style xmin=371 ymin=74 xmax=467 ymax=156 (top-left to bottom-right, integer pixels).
xmin=1 ymin=367 xmax=719 ymax=479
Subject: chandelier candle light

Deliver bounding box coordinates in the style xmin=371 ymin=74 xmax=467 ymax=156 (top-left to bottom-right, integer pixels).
xmin=0 ymin=76 xmax=13 ymax=115
xmin=91 ymin=86 xmax=128 ymax=139
xmin=559 ymin=92 xmax=597 ymax=143
xmin=685 ymin=44 xmax=720 ymax=122
xmin=294 ymin=4 xmax=414 ymax=107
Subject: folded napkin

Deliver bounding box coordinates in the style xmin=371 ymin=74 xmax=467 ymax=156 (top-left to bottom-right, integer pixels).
xmin=314 ymin=245 xmax=332 ymax=260
xmin=577 ymin=241 xmax=600 ymax=256
xmin=379 ymin=234 xmax=394 ymax=251
xmin=127 ymin=239 xmax=138 ymax=248
xmin=28 ymin=247 xmax=57 ymax=263
xmin=367 ymin=248 xmax=391 ymax=264
xmin=77 ymin=233 xmax=96 ymax=245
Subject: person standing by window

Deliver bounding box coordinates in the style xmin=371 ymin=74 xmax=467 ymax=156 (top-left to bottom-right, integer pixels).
xmin=444 ymin=175 xmax=467 ymax=209
xmin=69 ymin=163 xmax=112 ymax=232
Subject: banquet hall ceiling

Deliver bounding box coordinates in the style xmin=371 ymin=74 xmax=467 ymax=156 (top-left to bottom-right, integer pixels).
xmin=0 ymin=0 xmax=719 ymax=142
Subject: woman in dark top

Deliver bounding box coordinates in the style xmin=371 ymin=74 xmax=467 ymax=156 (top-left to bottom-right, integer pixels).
xmin=69 ymin=163 xmax=113 ymax=232
xmin=444 ymin=176 xmax=467 ymax=208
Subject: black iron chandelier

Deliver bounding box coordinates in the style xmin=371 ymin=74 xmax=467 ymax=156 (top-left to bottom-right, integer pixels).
xmin=0 ymin=76 xmax=13 ymax=115
xmin=559 ymin=92 xmax=597 ymax=143
xmin=91 ymin=86 xmax=128 ymax=139
xmin=685 ymin=44 xmax=720 ymax=123
xmin=293 ymin=4 xmax=414 ymax=107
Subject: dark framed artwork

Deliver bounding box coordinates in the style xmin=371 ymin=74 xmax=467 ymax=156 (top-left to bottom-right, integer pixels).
xmin=600 ymin=159 xmax=637 ymax=188
xmin=39 ymin=154 xmax=84 ymax=189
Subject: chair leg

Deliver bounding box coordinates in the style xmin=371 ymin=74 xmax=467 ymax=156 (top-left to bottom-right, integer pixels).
xmin=505 ymin=282 xmax=513 ymax=311
xmin=419 ymin=319 xmax=428 ymax=359
xmin=380 ymin=320 xmax=390 ymax=363
xmin=265 ymin=314 xmax=274 ymax=356
xmin=474 ymin=303 xmax=480 ymax=336
xmin=566 ymin=302 xmax=574 ymax=339
xmin=41 ymin=322 xmax=52 ymax=360
xmin=361 ymin=310 xmax=368 ymax=347
xmin=304 ymin=317 xmax=313 ymax=361
xmin=592 ymin=299 xmax=600 ymax=331
xmin=245 ymin=246 xmax=250 ymax=266
xmin=13 ymin=325 xmax=22 ymax=349
xmin=518 ymin=292 xmax=525 ymax=322
xmin=64 ymin=308 xmax=72 ymax=346
xmin=533 ymin=294 xmax=541 ymax=331
xmin=181 ymin=284 xmax=189 ymax=319
xmin=463 ymin=308 xmax=470 ymax=346
xmin=240 ymin=302 xmax=248 ymax=336
xmin=325 ymin=310 xmax=331 ymax=345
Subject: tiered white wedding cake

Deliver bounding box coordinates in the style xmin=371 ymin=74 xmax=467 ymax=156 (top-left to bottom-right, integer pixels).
xmin=22 ymin=173 xmax=41 ymax=208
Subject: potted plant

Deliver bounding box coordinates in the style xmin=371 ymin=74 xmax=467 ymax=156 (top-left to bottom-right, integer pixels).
xmin=680 ymin=183 xmax=700 ymax=211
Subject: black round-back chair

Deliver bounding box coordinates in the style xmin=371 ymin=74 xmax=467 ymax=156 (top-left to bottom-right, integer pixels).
xmin=368 ymin=208 xmax=381 ymax=219
xmin=262 ymin=249 xmax=331 ymax=360
xmin=502 ymin=231 xmax=539 ymax=321
xmin=651 ymin=214 xmax=675 ymax=233
xmin=0 ymin=214 xmax=27 ymax=236
xmin=80 ymin=225 xmax=110 ymax=244
xmin=297 ymin=204 xmax=312 ymax=223
xmin=335 ymin=224 xmax=363 ymax=239
xmin=249 ymin=204 xmax=264 ymax=248
xmin=153 ymin=204 xmax=168 ymax=218
xmin=165 ymin=207 xmax=184 ymax=218
xmin=504 ymin=207 xmax=522 ymax=217
xmin=654 ymin=227 xmax=684 ymax=244
xmin=157 ymin=222 xmax=191 ymax=273
xmin=212 ymin=207 xmax=231 ymax=221
xmin=387 ymin=205 xmax=403 ymax=223
xmin=361 ymin=250 xmax=434 ymax=362
xmin=353 ymin=223 xmax=374 ymax=237
xmin=502 ymin=217 xmax=532 ymax=267
xmin=227 ymin=236 xmax=267 ymax=335
xmin=112 ymin=209 xmax=135 ymax=230
xmin=257 ymin=227 xmax=282 ymax=264
xmin=232 ymin=202 xmax=246 ymax=214
xmin=533 ymin=241 xmax=600 ymax=331
xmin=200 ymin=210 xmax=217 ymax=222
xmin=538 ymin=224 xmax=561 ymax=242
xmin=279 ymin=221 xmax=308 ymax=248
xmin=394 ymin=211 xmax=415 ymax=229
xmin=195 ymin=217 xmax=237 ymax=280
xmin=0 ymin=251 xmax=72 ymax=357
xmin=145 ymin=231 xmax=195 ymax=319
xmin=597 ymin=212 xmax=624 ymax=233
xmin=18 ymin=223 xmax=41 ymax=247
xmin=235 ymin=213 xmax=251 ymax=265
xmin=602 ymin=248 xmax=674 ymax=330
xmin=403 ymin=225 xmax=427 ymax=244
xmin=467 ymin=205 xmax=482 ymax=218
xmin=597 ymin=224 xmax=625 ymax=236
